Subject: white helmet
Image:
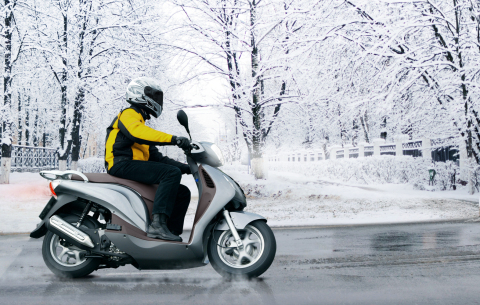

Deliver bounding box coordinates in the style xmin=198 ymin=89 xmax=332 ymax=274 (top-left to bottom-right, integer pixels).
xmin=126 ymin=77 xmax=163 ymax=118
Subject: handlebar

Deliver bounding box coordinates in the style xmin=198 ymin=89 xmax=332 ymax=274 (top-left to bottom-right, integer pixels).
xmin=182 ymin=142 xmax=199 ymax=155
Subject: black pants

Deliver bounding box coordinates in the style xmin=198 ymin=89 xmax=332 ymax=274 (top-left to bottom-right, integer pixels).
xmin=109 ymin=160 xmax=191 ymax=235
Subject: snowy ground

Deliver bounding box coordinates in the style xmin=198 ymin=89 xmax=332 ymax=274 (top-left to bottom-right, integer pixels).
xmin=0 ymin=173 xmax=51 ymax=234
xmin=0 ymin=170 xmax=479 ymax=234
xmin=223 ymin=169 xmax=480 ymax=227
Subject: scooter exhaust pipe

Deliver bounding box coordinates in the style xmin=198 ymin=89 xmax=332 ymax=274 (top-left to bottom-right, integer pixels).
xmin=47 ymin=215 xmax=95 ymax=249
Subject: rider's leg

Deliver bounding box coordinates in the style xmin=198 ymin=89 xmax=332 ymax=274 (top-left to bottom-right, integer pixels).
xmin=109 ymin=160 xmax=182 ymax=241
xmin=167 ymin=184 xmax=191 ymax=236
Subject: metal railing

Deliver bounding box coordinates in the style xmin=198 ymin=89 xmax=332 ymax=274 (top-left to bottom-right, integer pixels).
xmin=0 ymin=145 xmax=66 ymax=172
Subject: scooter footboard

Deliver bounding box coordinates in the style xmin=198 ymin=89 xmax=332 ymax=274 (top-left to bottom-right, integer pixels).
xmin=214 ymin=211 xmax=266 ymax=231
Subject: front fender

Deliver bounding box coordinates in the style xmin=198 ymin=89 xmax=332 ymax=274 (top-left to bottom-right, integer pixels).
xmin=214 ymin=211 xmax=266 ymax=231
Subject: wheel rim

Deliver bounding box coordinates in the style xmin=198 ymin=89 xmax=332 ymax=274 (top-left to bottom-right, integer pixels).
xmin=49 ymin=234 xmax=88 ymax=267
xmin=216 ymin=225 xmax=265 ymax=269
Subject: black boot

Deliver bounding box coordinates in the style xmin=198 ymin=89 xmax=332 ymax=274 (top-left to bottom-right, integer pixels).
xmin=147 ymin=213 xmax=182 ymax=242
xmin=169 ymin=229 xmax=183 ymax=242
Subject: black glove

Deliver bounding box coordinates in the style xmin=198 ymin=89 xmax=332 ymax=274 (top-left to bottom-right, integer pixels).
xmin=181 ymin=164 xmax=192 ymax=175
xmin=173 ymin=136 xmax=191 ymax=150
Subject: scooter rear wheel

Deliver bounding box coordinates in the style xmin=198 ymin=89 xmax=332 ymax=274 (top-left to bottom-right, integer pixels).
xmin=208 ymin=220 xmax=276 ymax=278
xmin=42 ymin=214 xmax=101 ymax=278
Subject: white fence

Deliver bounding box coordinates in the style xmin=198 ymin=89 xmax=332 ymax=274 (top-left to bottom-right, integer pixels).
xmin=267 ymin=137 xmax=462 ymax=165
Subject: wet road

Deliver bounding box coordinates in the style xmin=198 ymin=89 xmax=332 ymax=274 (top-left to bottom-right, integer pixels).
xmin=1 ymin=220 xmax=480 ymax=304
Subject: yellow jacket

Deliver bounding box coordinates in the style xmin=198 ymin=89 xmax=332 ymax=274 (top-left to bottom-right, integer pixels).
xmin=104 ymin=106 xmax=175 ymax=171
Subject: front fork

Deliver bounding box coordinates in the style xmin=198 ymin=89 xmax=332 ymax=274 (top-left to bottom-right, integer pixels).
xmin=223 ymin=210 xmax=243 ymax=249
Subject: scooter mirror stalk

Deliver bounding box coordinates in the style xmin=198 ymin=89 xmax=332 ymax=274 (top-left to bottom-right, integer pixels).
xmin=177 ymin=110 xmax=192 ymax=140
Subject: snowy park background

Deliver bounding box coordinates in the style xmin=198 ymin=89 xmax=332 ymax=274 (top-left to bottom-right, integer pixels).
xmin=2 ymin=0 xmax=480 ymax=233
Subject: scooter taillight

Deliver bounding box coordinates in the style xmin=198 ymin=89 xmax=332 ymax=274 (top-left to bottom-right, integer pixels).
xmin=49 ymin=182 xmax=57 ymax=198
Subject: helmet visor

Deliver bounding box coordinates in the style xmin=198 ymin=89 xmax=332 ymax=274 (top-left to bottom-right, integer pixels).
xmin=143 ymin=86 xmax=163 ymax=118
xmin=144 ymin=86 xmax=163 ymax=106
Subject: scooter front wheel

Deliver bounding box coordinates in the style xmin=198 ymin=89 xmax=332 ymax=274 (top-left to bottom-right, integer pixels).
xmin=208 ymin=220 xmax=276 ymax=278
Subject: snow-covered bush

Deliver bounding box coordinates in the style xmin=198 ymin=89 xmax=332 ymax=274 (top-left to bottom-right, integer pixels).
xmin=268 ymin=156 xmax=458 ymax=191
xmin=78 ymin=158 xmax=106 ymax=173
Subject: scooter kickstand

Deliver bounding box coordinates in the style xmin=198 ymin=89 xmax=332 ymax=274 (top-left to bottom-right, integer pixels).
xmin=223 ymin=210 xmax=243 ymax=249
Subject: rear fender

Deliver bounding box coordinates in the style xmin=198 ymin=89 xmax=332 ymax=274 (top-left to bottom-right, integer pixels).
xmin=214 ymin=211 xmax=266 ymax=231
xmin=30 ymin=194 xmax=78 ymax=238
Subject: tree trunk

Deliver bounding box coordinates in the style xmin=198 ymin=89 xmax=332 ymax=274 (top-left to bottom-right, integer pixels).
xmin=70 ymin=0 xmax=91 ymax=169
xmin=360 ymin=113 xmax=369 ymax=143
xmin=1 ymin=0 xmax=14 ymax=184
xmin=57 ymin=11 xmax=71 ymax=166
xmin=17 ymin=94 xmax=22 ymax=144
xmin=0 ymin=158 xmax=12 ymax=184
xmin=59 ymin=160 xmax=67 ymax=171
xmin=322 ymin=140 xmax=329 ymax=160
xmin=71 ymin=88 xmax=84 ymax=167
xmin=71 ymin=161 xmax=78 ymax=171
xmin=453 ymin=0 xmax=477 ymax=193
xmin=249 ymin=0 xmax=265 ymax=179
xmin=234 ymin=113 xmax=240 ymax=162
xmin=33 ymin=110 xmax=38 ymax=146
xmin=25 ymin=98 xmax=30 ymax=145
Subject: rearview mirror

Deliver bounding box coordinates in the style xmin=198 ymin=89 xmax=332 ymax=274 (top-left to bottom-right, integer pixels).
xmin=177 ymin=110 xmax=191 ymax=140
xmin=177 ymin=110 xmax=189 ymax=130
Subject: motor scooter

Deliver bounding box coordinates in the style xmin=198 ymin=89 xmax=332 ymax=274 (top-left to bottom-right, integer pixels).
xmin=30 ymin=110 xmax=276 ymax=278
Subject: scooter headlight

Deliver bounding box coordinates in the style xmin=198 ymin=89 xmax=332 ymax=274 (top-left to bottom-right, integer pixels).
xmin=210 ymin=144 xmax=224 ymax=166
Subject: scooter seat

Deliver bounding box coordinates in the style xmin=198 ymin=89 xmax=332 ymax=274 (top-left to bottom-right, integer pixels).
xmin=71 ymin=173 xmax=158 ymax=202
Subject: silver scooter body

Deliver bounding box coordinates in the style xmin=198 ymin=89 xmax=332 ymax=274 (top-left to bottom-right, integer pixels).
xmin=103 ymin=161 xmax=258 ymax=269
xmin=31 ymin=142 xmax=265 ymax=270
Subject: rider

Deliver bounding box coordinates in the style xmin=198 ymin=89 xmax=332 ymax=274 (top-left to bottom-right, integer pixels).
xmin=104 ymin=77 xmax=191 ymax=242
